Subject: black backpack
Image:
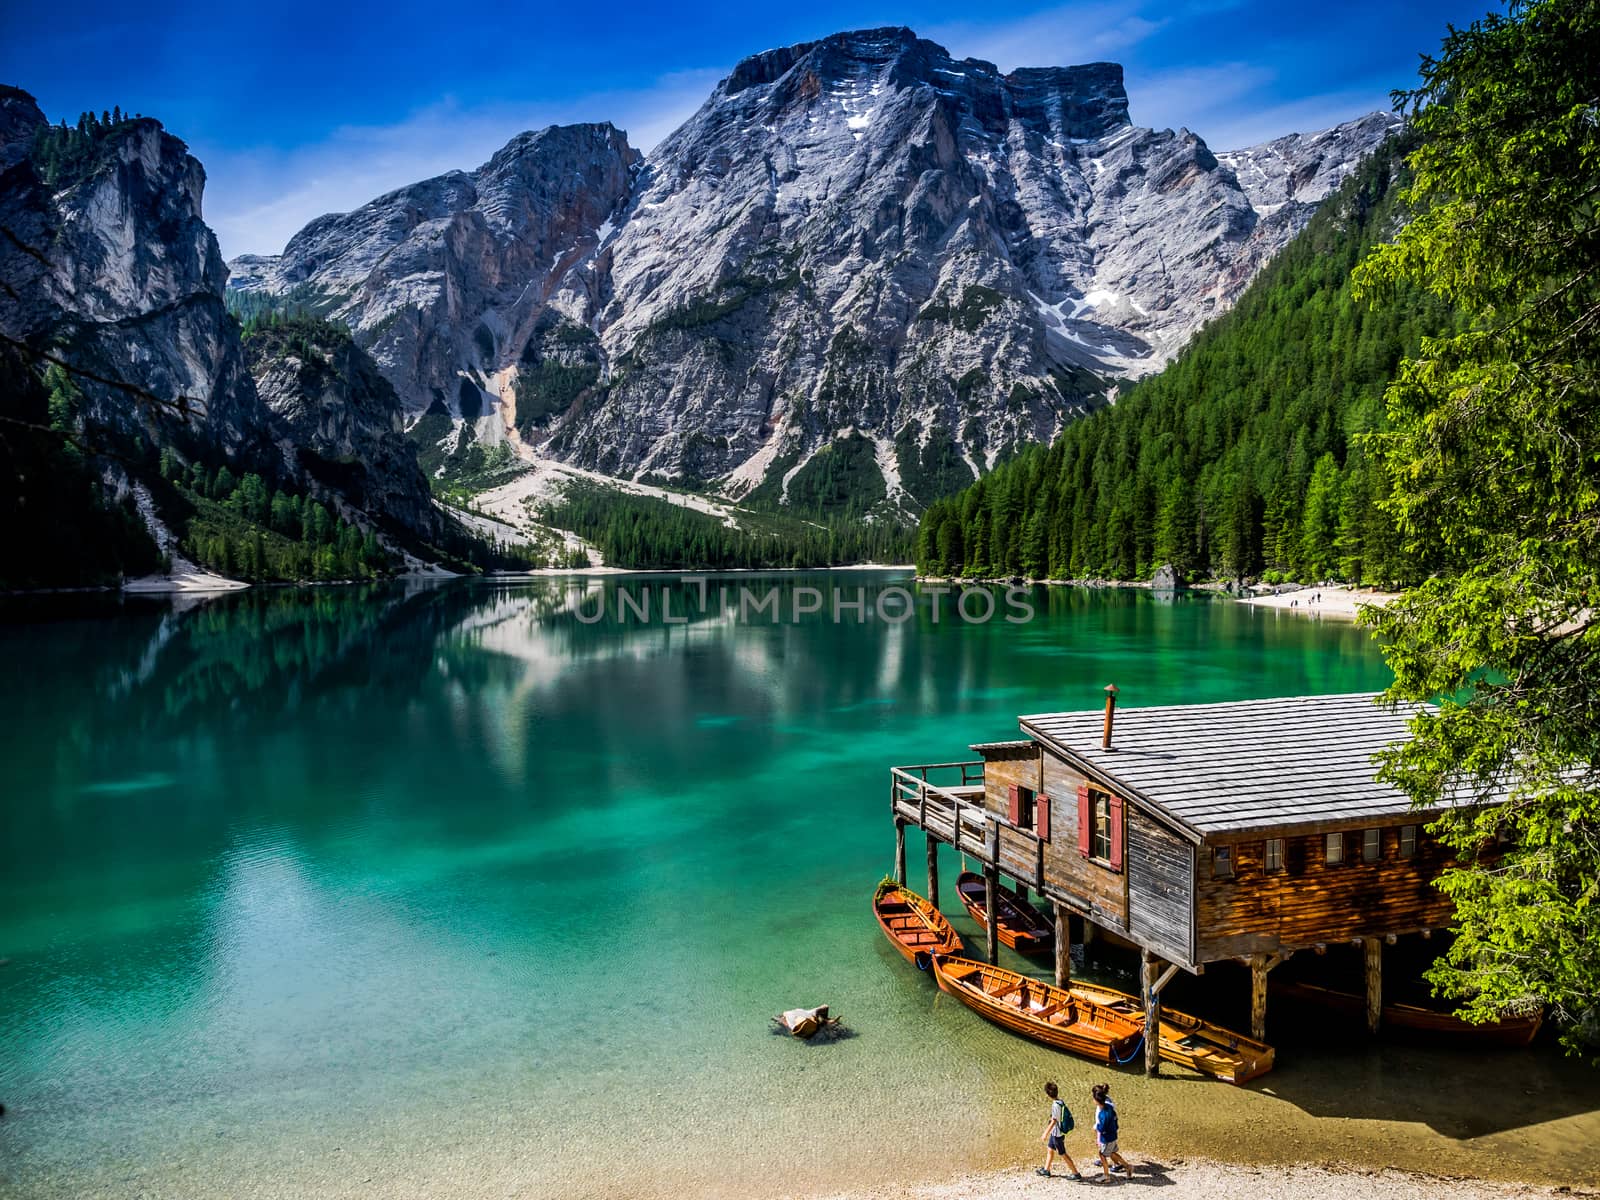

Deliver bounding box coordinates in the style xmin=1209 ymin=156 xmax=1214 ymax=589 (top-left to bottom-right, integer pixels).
xmin=1053 ymin=1098 xmax=1075 ymax=1134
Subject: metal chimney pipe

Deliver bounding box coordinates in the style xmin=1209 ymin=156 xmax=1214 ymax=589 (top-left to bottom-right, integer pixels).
xmin=1102 ymin=683 xmax=1120 ymax=750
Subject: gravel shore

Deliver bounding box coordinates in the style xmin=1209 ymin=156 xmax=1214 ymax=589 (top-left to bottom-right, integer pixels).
xmin=1237 ymin=585 xmax=1397 ymax=618
xmin=812 ymin=1159 xmax=1589 ymax=1200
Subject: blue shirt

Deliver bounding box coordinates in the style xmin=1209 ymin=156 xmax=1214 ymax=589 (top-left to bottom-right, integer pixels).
xmin=1095 ymin=1101 xmax=1118 ymax=1142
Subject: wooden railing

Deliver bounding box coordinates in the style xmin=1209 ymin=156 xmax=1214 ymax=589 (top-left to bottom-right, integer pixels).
xmin=890 ymin=762 xmax=1045 ymax=889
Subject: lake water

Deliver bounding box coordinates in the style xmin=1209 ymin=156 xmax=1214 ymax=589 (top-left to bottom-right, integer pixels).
xmin=2 ymin=574 xmax=1596 ymax=1198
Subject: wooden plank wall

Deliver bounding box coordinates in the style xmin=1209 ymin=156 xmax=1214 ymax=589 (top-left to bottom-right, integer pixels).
xmin=977 ymin=743 xmax=1040 ymax=821
xmin=1195 ymin=824 xmax=1456 ymax=960
xmin=1040 ymin=750 xmax=1132 ymax=932
xmin=1127 ymin=815 xmax=1194 ymax=964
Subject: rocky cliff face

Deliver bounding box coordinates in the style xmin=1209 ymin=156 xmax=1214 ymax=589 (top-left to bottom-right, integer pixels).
xmin=244 ymin=319 xmax=442 ymax=540
xmin=0 ymin=86 xmax=445 ymax=548
xmin=230 ymin=28 xmax=1400 ymax=512
xmin=231 ymin=124 xmax=640 ymax=432
xmin=0 ymin=86 xmax=269 ymax=462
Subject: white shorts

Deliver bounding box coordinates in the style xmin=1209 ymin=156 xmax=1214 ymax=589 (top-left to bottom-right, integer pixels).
xmin=1099 ymin=1139 xmax=1119 ymax=1156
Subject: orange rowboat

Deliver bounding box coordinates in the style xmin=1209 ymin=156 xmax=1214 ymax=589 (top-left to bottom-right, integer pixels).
xmin=873 ymin=880 xmax=963 ymax=963
xmin=955 ymin=871 xmax=1053 ymax=954
xmin=930 ymin=954 xmax=1143 ymax=1066
xmin=1068 ymin=979 xmax=1274 ymax=1084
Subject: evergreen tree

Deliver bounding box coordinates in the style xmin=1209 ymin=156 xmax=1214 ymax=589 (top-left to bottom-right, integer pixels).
xmin=1353 ymin=0 xmax=1600 ymax=1056
xmin=912 ymin=133 xmax=1452 ymax=585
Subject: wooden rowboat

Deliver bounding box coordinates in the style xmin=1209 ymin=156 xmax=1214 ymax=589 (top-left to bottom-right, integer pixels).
xmin=1270 ymin=978 xmax=1543 ymax=1047
xmin=873 ymin=880 xmax=963 ymax=963
xmin=955 ymin=870 xmax=1054 ymax=954
xmin=1067 ymin=979 xmax=1275 ymax=1084
xmin=930 ymin=954 xmax=1142 ymax=1065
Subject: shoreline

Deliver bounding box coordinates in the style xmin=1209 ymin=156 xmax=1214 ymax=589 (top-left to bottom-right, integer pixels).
xmin=1 ymin=563 xmax=920 ymax=598
xmin=912 ymin=575 xmax=1400 ymax=620
xmin=1236 ymin=584 xmax=1397 ymax=618
xmin=814 ymin=1158 xmax=1592 ymax=1200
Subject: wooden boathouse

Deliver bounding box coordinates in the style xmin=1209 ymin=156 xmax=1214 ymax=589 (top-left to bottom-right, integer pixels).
xmin=889 ymin=690 xmax=1458 ymax=1074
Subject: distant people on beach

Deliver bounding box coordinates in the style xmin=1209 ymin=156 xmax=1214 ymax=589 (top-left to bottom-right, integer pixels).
xmin=1091 ymin=1082 xmax=1132 ymax=1180
xmin=1037 ymin=1081 xmax=1081 ymax=1179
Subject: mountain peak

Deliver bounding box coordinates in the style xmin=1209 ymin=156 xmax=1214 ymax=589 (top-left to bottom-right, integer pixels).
xmin=478 ymin=122 xmax=639 ymax=179
xmin=716 ymin=27 xmax=1130 ymax=142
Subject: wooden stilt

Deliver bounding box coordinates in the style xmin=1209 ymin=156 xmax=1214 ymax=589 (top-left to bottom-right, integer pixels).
xmin=1054 ymin=902 xmax=1071 ymax=988
xmin=925 ymin=833 xmax=939 ymax=909
xmin=983 ymin=867 xmax=1000 ymax=965
xmin=1014 ymin=879 xmax=1030 ymax=906
xmin=1142 ymin=949 xmax=1161 ymax=1077
xmin=1250 ymin=954 xmax=1269 ymax=1041
xmin=1364 ymin=937 xmax=1382 ymax=1034
xmin=894 ymin=818 xmax=907 ymax=886
xmin=1081 ymin=917 xmax=1097 ymax=949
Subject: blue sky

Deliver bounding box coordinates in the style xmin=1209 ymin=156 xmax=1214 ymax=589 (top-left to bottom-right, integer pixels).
xmin=2 ymin=1 xmax=1494 ymax=259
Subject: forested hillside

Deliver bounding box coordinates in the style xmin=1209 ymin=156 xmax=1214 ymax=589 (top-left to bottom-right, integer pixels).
xmin=540 ymin=483 xmax=910 ymax=570
xmin=914 ymin=136 xmax=1453 ymax=584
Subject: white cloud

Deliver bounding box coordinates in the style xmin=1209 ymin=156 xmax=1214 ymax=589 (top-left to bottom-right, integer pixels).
xmin=1121 ymin=61 xmax=1276 ymax=132
xmin=1125 ymin=61 xmax=1388 ymax=149
xmin=1186 ymin=88 xmax=1396 ymax=151
xmin=927 ymin=1 xmax=1166 ymax=70
xmin=200 ymin=69 xmax=721 ymax=260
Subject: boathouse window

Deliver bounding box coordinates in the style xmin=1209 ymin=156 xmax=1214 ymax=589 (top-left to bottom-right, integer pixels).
xmin=1092 ymin=793 xmax=1112 ymax=861
xmin=1362 ymin=827 xmax=1381 ymax=863
xmin=1264 ymin=837 xmax=1285 ymax=873
xmin=1399 ymin=824 xmax=1418 ymax=860
xmin=1325 ymin=832 xmax=1345 ymax=865
xmin=1212 ymin=845 xmax=1234 ymax=879
xmin=1077 ymin=784 xmax=1122 ymax=870
xmin=1007 ymin=784 xmax=1036 ymax=830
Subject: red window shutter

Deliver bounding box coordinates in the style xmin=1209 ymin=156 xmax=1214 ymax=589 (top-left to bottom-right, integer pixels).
xmin=1007 ymin=784 xmax=1022 ymax=825
xmin=1035 ymin=791 xmax=1051 ymax=840
xmin=1109 ymin=795 xmax=1125 ymax=872
xmin=1077 ymin=783 xmax=1092 ymax=857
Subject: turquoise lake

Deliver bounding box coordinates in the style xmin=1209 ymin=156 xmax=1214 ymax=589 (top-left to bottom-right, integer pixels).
xmin=2 ymin=574 xmax=1596 ymax=1198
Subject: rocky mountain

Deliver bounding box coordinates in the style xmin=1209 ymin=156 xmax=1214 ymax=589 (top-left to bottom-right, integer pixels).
xmin=0 ymin=85 xmax=460 ymax=574
xmin=242 ymin=316 xmax=443 ymax=540
xmin=0 ymin=87 xmax=269 ymax=464
xmin=230 ymin=28 xmax=1399 ymax=515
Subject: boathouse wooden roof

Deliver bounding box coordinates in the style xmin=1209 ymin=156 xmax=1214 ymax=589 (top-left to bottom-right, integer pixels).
xmin=1019 ymin=693 xmax=1438 ymax=838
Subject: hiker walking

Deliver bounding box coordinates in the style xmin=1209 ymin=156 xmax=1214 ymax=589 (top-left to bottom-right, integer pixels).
xmin=1090 ymin=1082 xmax=1133 ymax=1180
xmin=1036 ymin=1081 xmax=1081 ymax=1179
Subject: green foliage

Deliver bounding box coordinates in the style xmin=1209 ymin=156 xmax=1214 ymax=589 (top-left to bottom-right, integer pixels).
xmin=227 ymin=283 xmax=351 ymax=327
xmin=407 ymin=399 xmax=457 ymax=479
xmin=1351 ymin=0 xmax=1600 ymax=1056
xmin=0 ymin=350 xmax=162 ymax=588
xmin=514 ymin=360 xmax=600 ymax=434
xmin=154 ymin=456 xmax=392 ymax=583
xmin=238 ymin=309 xmax=353 ymax=358
xmin=29 ymin=108 xmax=143 ymax=189
xmin=784 ymin=432 xmax=887 ymax=517
xmin=914 ymin=136 xmax=1449 ymax=583
xmin=647 ymin=270 xmax=800 ymax=334
xmin=408 ymin=411 xmax=525 ymax=494
xmin=918 ymin=285 xmax=1006 ymax=332
xmin=541 ymin=482 xmax=910 ymax=570
xmin=894 ymin=421 xmax=976 ymax=510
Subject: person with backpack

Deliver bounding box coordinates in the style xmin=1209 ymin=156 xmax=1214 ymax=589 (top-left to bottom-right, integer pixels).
xmin=1090 ymin=1082 xmax=1133 ymax=1179
xmin=1036 ymin=1081 xmax=1081 ymax=1179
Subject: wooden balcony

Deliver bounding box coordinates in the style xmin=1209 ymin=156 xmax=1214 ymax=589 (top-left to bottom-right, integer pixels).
xmin=889 ymin=762 xmax=1045 ymax=890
